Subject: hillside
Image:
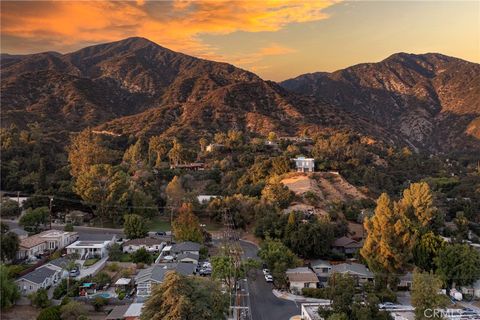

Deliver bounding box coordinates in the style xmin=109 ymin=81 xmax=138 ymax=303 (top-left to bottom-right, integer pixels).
xmin=281 ymin=53 xmax=480 ymax=153
xmin=1 ymin=37 xmax=376 ymax=141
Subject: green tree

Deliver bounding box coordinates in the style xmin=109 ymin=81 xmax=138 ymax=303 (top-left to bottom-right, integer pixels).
xmin=0 ymin=264 xmax=19 ymax=309
xmin=361 ymin=193 xmax=414 ymax=274
xmin=1 ymin=224 xmax=19 ymax=261
xmin=0 ymin=198 xmax=19 ymax=217
xmin=73 ymin=164 xmax=129 ymax=225
xmin=412 ymin=232 xmax=445 ymax=272
xmin=132 ymin=247 xmax=153 ymax=264
xmin=327 ymin=313 xmax=349 ymax=320
xmin=211 ymin=248 xmax=259 ymax=291
xmin=285 ymin=217 xmax=334 ymax=258
xmin=411 ymin=271 xmax=448 ymax=320
xmin=141 ymin=272 xmax=228 ymax=320
xmin=92 ymin=296 xmax=108 ymax=311
xmin=19 ymin=206 xmax=49 ymax=233
xmin=261 ymin=181 xmax=294 ymax=209
xmin=30 ymin=288 xmax=50 ymax=308
xmin=107 ymin=243 xmax=123 ymax=261
xmin=37 ymin=306 xmax=61 ymax=320
xmin=258 ymin=238 xmax=301 ymax=288
xmin=60 ymin=301 xmax=87 ymax=320
xmin=172 ymin=203 xmax=203 ymax=243
xmin=123 ymin=214 xmax=148 ymax=239
xmin=123 ymin=136 xmax=148 ymax=167
xmin=67 ymin=129 xmax=115 ymax=178
xmin=435 ymin=243 xmax=480 ymax=286
xmin=327 ymin=273 xmax=355 ymax=316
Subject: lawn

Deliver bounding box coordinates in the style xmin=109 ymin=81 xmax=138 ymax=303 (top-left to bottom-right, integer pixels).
xmin=84 ymin=258 xmax=100 ymax=267
xmin=146 ymin=216 xmax=171 ymax=231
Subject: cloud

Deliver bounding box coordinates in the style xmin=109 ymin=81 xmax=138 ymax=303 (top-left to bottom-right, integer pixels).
xmin=231 ymin=43 xmax=297 ymax=67
xmin=0 ymin=0 xmax=336 ymax=62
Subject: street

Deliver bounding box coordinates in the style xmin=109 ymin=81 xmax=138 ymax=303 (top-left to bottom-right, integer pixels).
xmin=239 ymin=240 xmax=300 ymax=320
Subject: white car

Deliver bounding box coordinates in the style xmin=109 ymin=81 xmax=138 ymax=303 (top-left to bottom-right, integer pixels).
xmin=262 ymin=269 xmax=270 ymax=275
xmin=265 ymin=274 xmax=273 ymax=282
xmin=379 ymin=302 xmax=396 ymax=309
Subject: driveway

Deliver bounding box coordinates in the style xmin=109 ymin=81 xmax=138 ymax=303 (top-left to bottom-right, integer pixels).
xmin=239 ymin=240 xmax=300 ymax=320
xmin=75 ymin=256 xmax=108 ymax=280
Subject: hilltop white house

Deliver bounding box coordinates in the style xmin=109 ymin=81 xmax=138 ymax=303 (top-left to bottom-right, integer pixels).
xmin=292 ymin=157 xmax=315 ymax=172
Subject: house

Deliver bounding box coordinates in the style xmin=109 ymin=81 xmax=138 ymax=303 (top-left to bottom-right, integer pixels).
xmin=283 ymin=203 xmax=318 ymax=217
xmin=206 ymin=143 xmax=224 ymax=152
xmin=124 ymin=303 xmax=143 ymax=320
xmin=461 ymin=280 xmax=480 ymax=299
xmin=398 ymin=272 xmax=413 ymax=290
xmin=310 ymin=259 xmax=333 ymax=286
xmin=286 ymin=267 xmax=319 ymax=293
xmin=171 ymin=241 xmax=201 ymax=256
xmin=106 ymin=304 xmax=130 ymax=320
xmin=177 ymin=252 xmax=199 ymax=264
xmin=331 ymin=262 xmax=374 ymax=285
xmin=15 ymin=266 xmax=60 ymax=295
xmin=43 ymin=257 xmax=70 ymax=278
xmin=332 ymin=236 xmax=363 ymax=256
xmin=122 ymin=238 xmax=164 ymax=253
xmin=135 ymin=263 xmax=196 ymax=298
xmin=66 ymin=240 xmax=112 ymax=259
xmin=170 ymin=162 xmax=205 ymax=171
xmin=292 ymin=157 xmax=315 ymax=173
xmin=301 ymin=303 xmax=325 ymax=320
xmin=16 ymin=230 xmax=78 ymax=260
xmin=197 ymin=195 xmax=219 ymax=204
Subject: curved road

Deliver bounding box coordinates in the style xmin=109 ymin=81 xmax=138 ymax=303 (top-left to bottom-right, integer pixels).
xmin=240 ymin=240 xmax=300 ymax=320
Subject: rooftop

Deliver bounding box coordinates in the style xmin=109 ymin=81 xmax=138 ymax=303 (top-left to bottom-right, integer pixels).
xmin=172 ymin=241 xmax=201 ymax=253
xmin=286 ymin=267 xmax=319 ymax=283
xmin=333 ymin=236 xmax=362 ymax=248
xmin=124 ymin=303 xmax=143 ymax=317
xmin=20 ymin=230 xmax=78 ymax=249
xmin=46 ymin=257 xmax=69 ymax=268
xmin=67 ymin=240 xmax=110 ymax=249
xmin=17 ymin=266 xmax=57 ymax=284
xmin=105 ymin=304 xmax=130 ymax=320
xmin=135 ymin=263 xmax=196 ymax=283
xmin=332 ymin=263 xmax=373 ymax=277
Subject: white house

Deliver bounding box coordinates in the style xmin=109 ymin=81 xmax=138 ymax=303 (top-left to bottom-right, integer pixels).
xmin=66 ymin=240 xmax=111 ymax=259
xmin=292 ymin=157 xmax=315 ymax=172
xmin=122 ymin=238 xmax=164 ymax=253
xmin=16 ymin=230 xmax=78 ymax=260
xmin=15 ymin=266 xmax=60 ymax=295
xmin=196 ymin=195 xmax=219 ymax=204
xmin=286 ymin=267 xmax=319 ymax=293
xmin=177 ymin=252 xmax=199 ymax=264
xmin=301 ymin=303 xmax=325 ymax=320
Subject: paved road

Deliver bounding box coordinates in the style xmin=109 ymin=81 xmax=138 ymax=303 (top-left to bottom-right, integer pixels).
xmin=239 ymin=240 xmax=300 ymax=320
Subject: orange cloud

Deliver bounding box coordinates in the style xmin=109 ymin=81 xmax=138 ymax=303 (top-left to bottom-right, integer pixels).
xmin=1 ymin=0 xmax=336 ymax=62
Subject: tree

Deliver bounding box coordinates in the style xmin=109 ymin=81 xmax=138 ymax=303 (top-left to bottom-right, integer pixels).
xmin=74 ymin=164 xmax=129 ymax=225
xmin=123 ymin=214 xmax=148 ymax=239
xmin=148 ymin=135 xmax=169 ymax=167
xmin=267 ymin=131 xmax=277 ymax=142
xmin=107 ymin=243 xmax=123 ymax=261
xmin=435 ymin=243 xmax=480 ymax=286
xmin=0 ymin=264 xmax=19 ymax=309
xmin=37 ymin=306 xmax=61 ymax=320
xmin=67 ymin=129 xmax=115 ymax=178
xmin=211 ymin=248 xmax=260 ymax=291
xmin=141 ymin=272 xmax=228 ymax=320
xmin=60 ymin=301 xmax=87 ymax=320
xmin=199 ymin=137 xmax=208 ymax=152
xmin=92 ymin=296 xmax=108 ymax=311
xmin=1 ymin=224 xmax=19 ymax=261
xmin=327 ymin=274 xmax=355 ymax=316
xmin=168 ymin=139 xmax=186 ymax=165
xmin=361 ymin=193 xmax=414 ymax=274
xmin=258 ymin=238 xmax=301 ymax=287
xmin=411 ymin=271 xmax=448 ymax=320
xmin=123 ymin=136 xmax=148 ymax=167
xmin=165 ymin=176 xmax=185 ymax=207
xmin=412 ymin=232 xmax=445 ymax=272
xmin=285 ymin=217 xmax=335 ymax=258
xmin=172 ymin=203 xmax=203 ymax=243
xmin=398 ymin=182 xmax=436 ymax=231
xmin=0 ymin=198 xmax=19 ymax=217
xmin=261 ymin=181 xmax=294 ymax=209
xmin=132 ymin=247 xmax=153 ymax=264
xmin=30 ymin=288 xmax=50 ymax=308
xmin=19 ymin=206 xmax=49 ymax=233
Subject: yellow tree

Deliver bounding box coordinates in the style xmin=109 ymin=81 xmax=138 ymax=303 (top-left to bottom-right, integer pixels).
xmin=148 ymin=136 xmax=169 ymax=167
xmin=361 ymin=193 xmax=414 ymax=274
xmin=172 ymin=203 xmax=203 ymax=243
xmin=398 ymin=182 xmax=436 ymax=230
xmin=165 ymin=176 xmax=185 ymax=208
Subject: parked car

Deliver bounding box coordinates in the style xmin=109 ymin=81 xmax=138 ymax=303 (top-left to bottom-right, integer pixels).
xmin=264 ymin=274 xmax=273 ymax=282
xmin=156 ymin=231 xmax=166 ymax=236
xmin=379 ymin=302 xmax=396 ymax=309
xmin=69 ymin=268 xmax=80 ymax=277
xmin=262 ymin=269 xmax=270 ymax=275
xmin=200 ymin=268 xmax=212 ymax=276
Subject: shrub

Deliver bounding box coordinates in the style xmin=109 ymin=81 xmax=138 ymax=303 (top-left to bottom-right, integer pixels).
xmin=64 ymin=224 xmax=74 ymax=232
xmin=106 ymin=262 xmax=120 ymax=272
xmin=37 ymin=306 xmax=61 ymax=320
xmin=92 ymin=296 xmax=108 ymax=311
xmin=302 ymin=287 xmax=331 ymax=299
xmin=93 ymin=272 xmax=111 ymax=288
xmin=117 ymin=291 xmax=126 ymax=300
xmin=132 ymin=248 xmax=153 ymax=264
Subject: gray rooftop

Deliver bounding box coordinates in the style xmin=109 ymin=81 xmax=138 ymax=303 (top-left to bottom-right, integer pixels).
xmin=332 ymin=263 xmax=373 ymax=278
xmin=172 ymin=241 xmax=201 ymax=253
xmin=10 ymin=228 xmax=28 ymax=236
xmin=177 ymin=252 xmax=199 ymax=261
xmin=78 ymin=233 xmax=117 ymax=241
xmin=18 ymin=266 xmax=57 ymax=284
xmin=135 ymin=263 xmax=196 ymax=283
xmin=46 ymin=257 xmax=69 ymax=268
xmin=105 ymin=304 xmax=130 ymax=320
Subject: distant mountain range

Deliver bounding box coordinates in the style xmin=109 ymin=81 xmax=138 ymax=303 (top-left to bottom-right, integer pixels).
xmin=1 ymin=37 xmax=479 ymax=153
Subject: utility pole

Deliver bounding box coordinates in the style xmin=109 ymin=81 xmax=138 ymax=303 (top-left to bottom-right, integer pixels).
xmin=49 ymin=196 xmax=53 ymax=230
xmin=17 ymin=191 xmax=21 ymax=216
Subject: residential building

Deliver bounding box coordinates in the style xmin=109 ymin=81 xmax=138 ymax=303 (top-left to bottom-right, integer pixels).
xmin=177 ymin=252 xmax=199 ymax=264
xmin=310 ymin=259 xmax=333 ymax=286
xmin=171 ymin=241 xmax=201 ymax=256
xmin=301 ymin=303 xmax=325 ymax=320
xmin=398 ymin=272 xmax=413 ymax=290
xmin=16 ymin=230 xmax=78 ymax=260
xmin=135 ymin=263 xmax=196 ymax=298
xmin=197 ymin=195 xmax=219 ymax=204
xmin=106 ymin=304 xmax=130 ymax=320
xmin=122 ymin=238 xmax=164 ymax=253
xmin=331 ymin=262 xmax=374 ymax=285
xmin=461 ymin=280 xmax=480 ymax=299
xmin=286 ymin=267 xmax=319 ymax=293
xmin=66 ymin=240 xmax=112 ymax=259
xmin=15 ymin=266 xmax=60 ymax=295
xmin=292 ymin=157 xmax=315 ymax=173
xmin=170 ymin=162 xmax=205 ymax=171
xmin=124 ymin=303 xmax=143 ymax=320
xmin=43 ymin=257 xmax=70 ymax=277
xmin=205 ymin=143 xmax=224 ymax=152
xmin=332 ymin=236 xmax=363 ymax=256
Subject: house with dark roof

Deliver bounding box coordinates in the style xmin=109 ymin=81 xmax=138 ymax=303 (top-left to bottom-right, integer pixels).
xmin=135 ymin=263 xmax=196 ymax=298
xmin=331 ymin=262 xmax=374 ymax=285
xmin=15 ymin=266 xmax=60 ymax=295
xmin=122 ymin=238 xmax=164 ymax=253
xmin=332 ymin=236 xmax=363 ymax=256
xmin=171 ymin=241 xmax=201 ymax=255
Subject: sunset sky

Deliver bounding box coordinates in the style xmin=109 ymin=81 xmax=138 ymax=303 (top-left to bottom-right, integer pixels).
xmin=1 ymin=1 xmax=479 ymax=81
